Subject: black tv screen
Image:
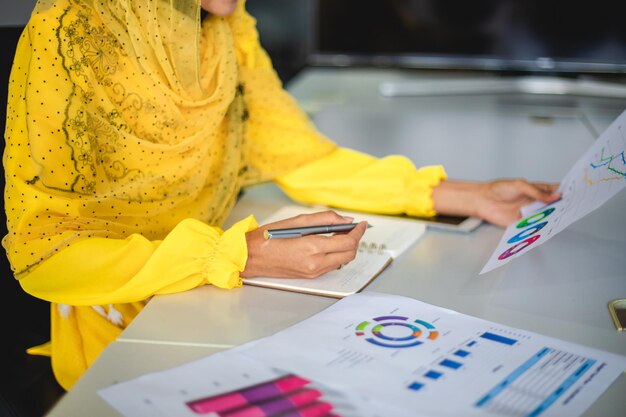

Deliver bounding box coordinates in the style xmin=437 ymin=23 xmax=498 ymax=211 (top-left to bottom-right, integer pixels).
xmin=310 ymin=0 xmax=626 ymax=74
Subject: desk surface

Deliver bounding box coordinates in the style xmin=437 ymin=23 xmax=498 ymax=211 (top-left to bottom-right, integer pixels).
xmin=120 ymin=183 xmax=626 ymax=355
xmin=46 ymin=342 xmax=224 ymax=417
xmin=47 ymin=68 xmax=626 ymax=416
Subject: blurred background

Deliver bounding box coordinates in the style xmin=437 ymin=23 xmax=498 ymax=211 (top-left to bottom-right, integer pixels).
xmin=0 ymin=1 xmax=624 ymax=416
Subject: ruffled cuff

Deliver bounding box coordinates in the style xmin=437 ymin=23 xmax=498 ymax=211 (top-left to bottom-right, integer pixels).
xmin=203 ymin=215 xmax=258 ymax=289
xmin=405 ymin=165 xmax=448 ymax=217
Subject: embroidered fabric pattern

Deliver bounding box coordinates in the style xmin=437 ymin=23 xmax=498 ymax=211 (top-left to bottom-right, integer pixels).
xmin=4 ymin=0 xmax=253 ymax=275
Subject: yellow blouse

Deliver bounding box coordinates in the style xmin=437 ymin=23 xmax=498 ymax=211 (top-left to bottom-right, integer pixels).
xmin=4 ymin=0 xmax=445 ymax=390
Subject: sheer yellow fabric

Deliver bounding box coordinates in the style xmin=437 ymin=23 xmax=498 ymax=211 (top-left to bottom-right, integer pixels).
xmin=4 ymin=0 xmax=334 ymax=277
xmin=3 ymin=0 xmax=444 ymax=390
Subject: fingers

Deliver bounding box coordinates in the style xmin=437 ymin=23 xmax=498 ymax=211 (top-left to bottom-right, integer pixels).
xmin=347 ymin=220 xmax=368 ymax=240
xmin=308 ymin=249 xmax=360 ymax=277
xmin=298 ymin=222 xmax=367 ymax=277
xmin=536 ymin=183 xmax=561 ymax=202
xmin=264 ymin=237 xmax=361 ymax=279
xmin=244 ymin=217 xmax=367 ymax=279
xmin=516 ymin=180 xmax=560 ymax=203
xmin=296 ymin=221 xmax=366 ymax=255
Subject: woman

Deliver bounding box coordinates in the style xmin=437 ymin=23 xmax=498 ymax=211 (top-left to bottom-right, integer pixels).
xmin=3 ymin=0 xmax=557 ymax=390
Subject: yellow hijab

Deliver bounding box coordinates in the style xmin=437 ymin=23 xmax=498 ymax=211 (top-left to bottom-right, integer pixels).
xmin=4 ymin=0 xmax=334 ymax=277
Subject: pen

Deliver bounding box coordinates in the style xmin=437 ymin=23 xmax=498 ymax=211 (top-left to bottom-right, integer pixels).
xmin=263 ymin=223 xmax=370 ymax=239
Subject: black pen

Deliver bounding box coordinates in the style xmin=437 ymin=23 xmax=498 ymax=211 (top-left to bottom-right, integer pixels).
xmin=263 ymin=223 xmax=370 ymax=239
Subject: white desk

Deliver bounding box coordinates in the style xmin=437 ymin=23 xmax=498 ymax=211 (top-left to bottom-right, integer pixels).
xmin=46 ymin=342 xmax=224 ymax=417
xmin=119 ymin=183 xmax=626 ymax=353
xmin=46 ymin=68 xmax=626 ymax=416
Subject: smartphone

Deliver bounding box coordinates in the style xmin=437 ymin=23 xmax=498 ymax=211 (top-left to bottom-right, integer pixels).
xmin=308 ymin=206 xmax=482 ymax=234
xmin=608 ymin=299 xmax=626 ymax=332
xmin=359 ymin=212 xmax=482 ymax=233
xmin=413 ymin=214 xmax=482 ymax=233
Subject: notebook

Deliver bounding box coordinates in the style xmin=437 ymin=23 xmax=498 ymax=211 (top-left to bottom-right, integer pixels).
xmin=241 ymin=205 xmax=427 ymax=298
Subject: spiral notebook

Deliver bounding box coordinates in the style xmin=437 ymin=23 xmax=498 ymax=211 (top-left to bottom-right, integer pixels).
xmin=242 ymin=205 xmax=427 ymax=298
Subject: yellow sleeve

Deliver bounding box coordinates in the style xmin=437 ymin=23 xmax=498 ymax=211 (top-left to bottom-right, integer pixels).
xmin=228 ymin=5 xmax=444 ymax=214
xmin=228 ymin=4 xmax=337 ymax=184
xmin=17 ymin=216 xmax=257 ymax=306
xmin=276 ymin=148 xmax=447 ymax=218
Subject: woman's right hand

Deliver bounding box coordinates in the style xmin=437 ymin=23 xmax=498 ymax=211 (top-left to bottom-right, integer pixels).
xmin=241 ymin=211 xmax=367 ymax=279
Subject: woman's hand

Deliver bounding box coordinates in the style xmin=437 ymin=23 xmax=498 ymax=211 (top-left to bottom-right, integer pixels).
xmin=474 ymin=179 xmax=560 ymax=226
xmin=432 ymin=179 xmax=560 ymax=227
xmin=242 ymin=211 xmax=368 ymax=279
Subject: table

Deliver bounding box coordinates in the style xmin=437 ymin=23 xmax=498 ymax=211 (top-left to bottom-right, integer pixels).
xmin=46 ymin=342 xmax=224 ymax=417
xmin=45 ymin=68 xmax=626 ymax=416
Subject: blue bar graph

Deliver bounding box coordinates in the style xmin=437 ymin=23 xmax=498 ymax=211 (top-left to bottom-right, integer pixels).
xmin=424 ymin=370 xmax=443 ymax=380
xmin=440 ymin=359 xmax=463 ymax=369
xmin=480 ymin=332 xmax=517 ymax=346
xmin=454 ymin=349 xmax=470 ymax=358
xmin=408 ymin=382 xmax=424 ymax=391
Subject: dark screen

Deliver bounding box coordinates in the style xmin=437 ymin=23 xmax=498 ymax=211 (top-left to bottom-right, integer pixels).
xmin=312 ymin=0 xmax=626 ymax=73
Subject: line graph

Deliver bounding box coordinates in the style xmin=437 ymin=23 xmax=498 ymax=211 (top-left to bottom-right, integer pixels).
xmin=565 ymin=120 xmax=626 ymax=224
xmin=585 ymin=126 xmax=626 ymax=184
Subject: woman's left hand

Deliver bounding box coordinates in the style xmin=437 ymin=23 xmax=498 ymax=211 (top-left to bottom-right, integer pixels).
xmin=432 ymin=179 xmax=560 ymax=227
xmin=474 ymin=180 xmax=560 ymax=227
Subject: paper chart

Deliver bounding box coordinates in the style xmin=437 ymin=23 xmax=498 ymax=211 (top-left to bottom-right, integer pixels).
xmin=99 ymin=349 xmax=410 ymax=417
xmin=481 ymin=109 xmax=626 ymax=274
xmin=99 ymin=292 xmax=626 ymax=417
xmin=237 ymin=292 xmax=626 ymax=417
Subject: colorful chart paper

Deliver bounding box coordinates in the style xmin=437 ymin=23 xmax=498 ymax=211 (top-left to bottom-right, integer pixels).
xmin=100 ymin=350 xmax=397 ymax=417
xmin=481 ymin=109 xmax=626 ymax=274
xmin=99 ymin=293 xmax=626 ymax=417
xmin=355 ymin=316 xmax=438 ymax=348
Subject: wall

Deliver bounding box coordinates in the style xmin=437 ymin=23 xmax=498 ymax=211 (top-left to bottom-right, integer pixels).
xmin=0 ymin=0 xmax=37 ymax=26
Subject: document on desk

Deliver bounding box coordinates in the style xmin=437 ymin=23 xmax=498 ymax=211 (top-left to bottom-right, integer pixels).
xmin=99 ymin=346 xmax=417 ymax=417
xmin=242 ymin=205 xmax=426 ymax=297
xmin=481 ymin=108 xmax=626 ymax=274
xmin=99 ymin=292 xmax=626 ymax=417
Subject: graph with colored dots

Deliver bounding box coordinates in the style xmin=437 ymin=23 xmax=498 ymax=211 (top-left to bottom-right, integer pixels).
xmin=481 ymin=109 xmax=626 ymax=274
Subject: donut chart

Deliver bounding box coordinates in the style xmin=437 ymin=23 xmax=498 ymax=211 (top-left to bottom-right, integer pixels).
xmin=355 ymin=316 xmax=439 ymax=348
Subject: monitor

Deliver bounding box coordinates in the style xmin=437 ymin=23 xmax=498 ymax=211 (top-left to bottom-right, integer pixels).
xmin=309 ymin=0 xmax=626 ymax=75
